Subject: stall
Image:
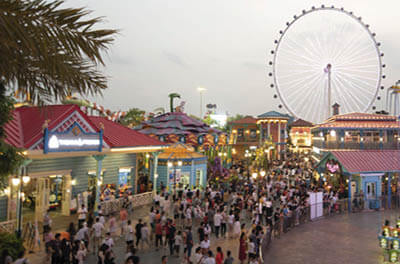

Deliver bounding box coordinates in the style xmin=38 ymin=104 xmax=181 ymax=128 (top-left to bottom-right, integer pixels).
xmin=2 ymin=104 xmax=165 ymax=221
xmin=316 ymin=150 xmax=400 ymax=211
xmin=153 ymin=143 xmax=207 ymax=192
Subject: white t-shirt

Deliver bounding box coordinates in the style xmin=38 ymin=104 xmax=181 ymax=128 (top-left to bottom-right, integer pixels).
xmin=102 ymin=237 xmax=114 ymax=248
xmin=125 ymin=225 xmax=134 ymax=241
xmin=204 ymin=257 xmax=216 ymax=264
xmin=78 ymin=208 xmax=87 ymax=220
xmin=76 ymin=227 xmax=88 ymax=241
xmin=200 ymin=239 xmax=210 ymax=249
xmin=92 ymin=222 xmax=104 ymax=238
xmin=214 ymin=213 xmax=222 ymax=226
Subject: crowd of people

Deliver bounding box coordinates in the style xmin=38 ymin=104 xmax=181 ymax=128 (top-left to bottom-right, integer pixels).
xmin=5 ymin=151 xmax=356 ymax=264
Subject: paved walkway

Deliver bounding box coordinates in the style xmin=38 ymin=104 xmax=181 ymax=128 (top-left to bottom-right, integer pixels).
xmin=27 ymin=208 xmax=398 ymax=264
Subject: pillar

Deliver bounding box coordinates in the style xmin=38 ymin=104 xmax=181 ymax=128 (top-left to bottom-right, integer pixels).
xmin=379 ymin=130 xmax=383 ymax=150
xmin=340 ymin=130 xmax=345 ymax=149
xmin=153 ymin=152 xmax=160 ymax=193
xmin=62 ymin=174 xmax=71 ymax=216
xmin=388 ymin=173 xmax=392 ymax=209
xmin=267 ymin=122 xmax=271 ymax=140
xmin=360 ymin=130 xmax=364 ymax=150
xmin=259 ymin=124 xmax=263 ymax=146
xmin=348 ymin=174 xmax=352 ymax=212
xmin=93 ymin=155 xmax=105 ymax=216
xmin=278 ymin=121 xmax=281 ymax=159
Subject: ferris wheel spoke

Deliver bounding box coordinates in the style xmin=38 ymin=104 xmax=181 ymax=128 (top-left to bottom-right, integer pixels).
xmin=333 ymin=31 xmax=369 ymax=65
xmin=285 ymin=36 xmax=321 ymax=65
xmin=279 ymin=43 xmax=320 ymax=66
xmin=337 ymin=71 xmax=378 ymax=86
xmin=337 ymin=46 xmax=379 ymax=67
xmin=336 ymin=53 xmax=379 ymax=68
xmin=334 ymin=73 xmax=376 ymax=97
xmin=334 ymin=76 xmax=365 ymax=112
xmin=275 ymin=69 xmax=321 ymax=81
xmin=288 ymin=74 xmax=324 ymax=114
xmin=329 ymin=22 xmax=350 ymax=60
xmin=302 ymin=75 xmax=326 ymax=121
xmin=335 ymin=73 xmax=375 ymax=106
xmin=279 ymin=71 xmax=321 ymax=94
xmin=332 ymin=77 xmax=358 ymax=113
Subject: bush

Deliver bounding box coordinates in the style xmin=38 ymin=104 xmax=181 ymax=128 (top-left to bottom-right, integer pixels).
xmin=0 ymin=232 xmax=24 ymax=260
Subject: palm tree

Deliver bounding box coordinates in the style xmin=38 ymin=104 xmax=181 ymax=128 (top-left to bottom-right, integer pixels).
xmin=0 ymin=0 xmax=117 ymax=103
xmin=168 ymin=93 xmax=181 ymax=112
xmin=120 ymin=108 xmax=146 ymax=128
xmin=0 ymin=0 xmax=116 ymax=186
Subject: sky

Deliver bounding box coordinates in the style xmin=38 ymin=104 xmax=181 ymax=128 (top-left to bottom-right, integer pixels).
xmin=65 ymin=0 xmax=400 ymax=119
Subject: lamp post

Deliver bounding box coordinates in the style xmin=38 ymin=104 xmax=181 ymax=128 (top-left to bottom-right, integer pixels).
xmin=197 ymin=87 xmax=206 ymax=118
xmin=13 ymin=175 xmax=30 ymax=238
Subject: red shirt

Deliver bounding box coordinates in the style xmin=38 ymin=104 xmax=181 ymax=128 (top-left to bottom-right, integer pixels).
xmin=216 ymin=252 xmax=224 ymax=264
xmin=155 ymin=223 xmax=163 ymax=235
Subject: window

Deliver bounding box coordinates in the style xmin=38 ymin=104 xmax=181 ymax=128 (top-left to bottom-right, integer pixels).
xmin=196 ymin=169 xmax=203 ymax=187
xmin=88 ymin=169 xmax=106 ymax=191
xmin=250 ymin=129 xmax=257 ymax=139
xmin=118 ymin=167 xmax=132 ymax=188
xmin=238 ymin=128 xmax=244 ymax=138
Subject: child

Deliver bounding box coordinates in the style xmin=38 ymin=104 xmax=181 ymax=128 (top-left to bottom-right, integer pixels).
xmin=76 ymin=241 xmax=87 ymax=264
xmin=224 ymin=250 xmax=234 ymax=264
xmin=174 ymin=231 xmax=183 ymax=257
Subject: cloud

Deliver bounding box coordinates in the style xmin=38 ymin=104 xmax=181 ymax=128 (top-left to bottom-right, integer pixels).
xmin=163 ymin=51 xmax=188 ymax=68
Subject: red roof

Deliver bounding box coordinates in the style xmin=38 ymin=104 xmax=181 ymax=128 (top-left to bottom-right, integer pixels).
xmin=291 ymin=119 xmax=313 ymax=127
xmin=5 ymin=105 xmax=92 ymax=149
xmin=230 ymin=116 xmax=257 ymax=124
xmin=330 ymin=150 xmax=400 ymax=173
xmin=89 ymin=116 xmax=165 ymax=148
xmin=315 ymin=112 xmax=400 ymax=129
xmin=4 ymin=104 xmax=165 ymax=150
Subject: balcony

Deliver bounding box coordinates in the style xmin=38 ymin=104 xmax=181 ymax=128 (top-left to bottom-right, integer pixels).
xmin=313 ymin=140 xmax=399 ymax=150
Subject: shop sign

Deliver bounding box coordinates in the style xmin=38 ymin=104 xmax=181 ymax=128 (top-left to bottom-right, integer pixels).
xmin=44 ymin=122 xmax=102 ymax=153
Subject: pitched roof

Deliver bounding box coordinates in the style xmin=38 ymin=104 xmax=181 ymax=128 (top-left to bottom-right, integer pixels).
xmin=290 ymin=119 xmax=313 ymax=127
xmin=329 ymin=150 xmax=400 ymax=173
xmin=315 ymin=112 xmax=400 ymax=129
xmin=257 ymin=111 xmax=291 ymax=119
xmin=88 ymin=116 xmax=165 ymax=148
xmin=230 ymin=116 xmax=257 ymax=124
xmin=158 ymin=142 xmax=205 ymax=160
xmin=4 ymin=104 xmax=165 ymax=150
xmin=4 ymin=104 xmax=95 ymax=149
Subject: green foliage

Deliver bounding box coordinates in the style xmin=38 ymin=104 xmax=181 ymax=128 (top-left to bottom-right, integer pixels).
xmin=168 ymin=93 xmax=181 ymax=112
xmin=120 ymin=108 xmax=145 ymax=128
xmin=0 ymin=0 xmax=117 ymax=103
xmin=0 ymin=232 xmax=24 ymax=260
xmin=0 ymin=83 xmax=24 ymax=190
xmin=227 ymin=114 xmax=245 ymax=124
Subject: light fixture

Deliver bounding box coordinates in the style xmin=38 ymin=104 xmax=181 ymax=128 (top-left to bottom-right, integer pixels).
xmin=264 ymin=149 xmax=268 ymax=153
xmin=218 ymin=152 xmax=222 ymax=157
xmin=319 ymin=132 xmax=323 ymax=137
xmin=167 ymin=161 xmax=173 ymax=167
xmin=252 ymin=172 xmax=258 ymax=179
xmin=4 ymin=188 xmax=10 ymax=196
xmin=295 ymin=131 xmax=299 ymax=135
xmin=330 ymin=130 xmax=336 ymax=137
xmin=340 ymin=137 xmax=344 ymax=142
xmin=260 ymin=171 xmax=266 ymax=177
xmin=304 ymin=157 xmax=309 ymax=162
xmin=97 ymin=180 xmax=102 ymax=186
xmin=380 ymin=137 xmax=383 ymax=142
xmin=346 ymin=179 xmax=349 ymax=183
xmin=155 ymin=173 xmax=159 ymax=179
xmin=22 ymin=176 xmax=30 ymax=184
xmin=146 ymin=153 xmax=150 ymax=158
xmin=12 ymin=178 xmax=20 ymax=186
xmin=71 ymin=179 xmax=77 ymax=186
xmin=177 ymin=161 xmax=183 ymax=166
xmin=223 ymin=152 xmax=227 ymax=157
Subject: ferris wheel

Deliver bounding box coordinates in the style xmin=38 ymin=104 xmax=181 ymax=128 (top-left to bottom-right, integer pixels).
xmin=269 ymin=5 xmax=385 ymax=124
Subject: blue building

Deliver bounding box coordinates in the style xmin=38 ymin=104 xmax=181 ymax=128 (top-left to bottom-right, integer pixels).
xmin=152 ymin=143 xmax=207 ymax=192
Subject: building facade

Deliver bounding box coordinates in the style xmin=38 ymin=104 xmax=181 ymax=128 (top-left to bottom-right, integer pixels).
xmin=289 ymin=119 xmax=313 ymax=153
xmin=2 ymin=105 xmax=165 ymax=221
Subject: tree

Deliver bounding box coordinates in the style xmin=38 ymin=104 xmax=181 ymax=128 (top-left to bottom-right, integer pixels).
xmin=168 ymin=93 xmax=181 ymax=112
xmin=0 ymin=0 xmax=117 ymax=103
xmin=120 ymin=108 xmax=146 ymax=128
xmin=0 ymin=0 xmax=116 ymax=185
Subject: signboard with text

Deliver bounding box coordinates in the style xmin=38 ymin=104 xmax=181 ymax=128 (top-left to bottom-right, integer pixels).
xmin=44 ymin=122 xmax=102 ymax=153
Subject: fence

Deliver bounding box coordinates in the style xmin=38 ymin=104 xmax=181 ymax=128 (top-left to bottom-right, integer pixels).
xmin=99 ymin=191 xmax=153 ymax=216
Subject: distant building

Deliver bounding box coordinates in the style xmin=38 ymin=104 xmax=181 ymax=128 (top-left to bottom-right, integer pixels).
xmin=228 ymin=111 xmax=292 ymax=159
xmin=289 ymin=119 xmax=313 ymax=153
xmin=312 ymin=112 xmax=400 ymax=157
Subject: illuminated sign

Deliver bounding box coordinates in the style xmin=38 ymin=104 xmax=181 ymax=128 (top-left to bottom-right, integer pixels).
xmin=44 ymin=122 xmax=102 ymax=153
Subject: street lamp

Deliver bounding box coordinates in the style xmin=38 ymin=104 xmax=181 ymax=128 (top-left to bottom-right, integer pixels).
xmin=13 ymin=175 xmax=30 ymax=238
xmin=197 ymin=87 xmax=207 ymax=118
xmin=260 ymin=170 xmax=266 ymax=177
xmin=252 ymin=172 xmax=258 ymax=179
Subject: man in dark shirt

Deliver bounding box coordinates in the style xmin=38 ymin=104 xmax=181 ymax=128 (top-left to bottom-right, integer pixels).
xmin=135 ymin=219 xmax=143 ymax=247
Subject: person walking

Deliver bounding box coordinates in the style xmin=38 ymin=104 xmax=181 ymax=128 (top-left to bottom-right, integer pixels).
xmin=215 ymin=247 xmax=224 ymax=264
xmin=185 ymin=227 xmax=194 ymax=262
xmin=135 ymin=219 xmax=144 ymax=248
xmin=238 ymin=232 xmax=247 ymax=264
xmin=92 ymin=217 xmax=104 ymax=254
xmin=77 ymin=204 xmax=87 ymax=228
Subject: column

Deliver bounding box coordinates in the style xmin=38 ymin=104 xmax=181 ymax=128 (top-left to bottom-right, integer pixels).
xmin=62 ymin=174 xmax=71 ymax=216
xmin=379 ymin=130 xmax=383 ymax=150
xmin=93 ymin=155 xmax=105 ymax=216
xmin=360 ymin=130 xmax=364 ymax=149
xmin=152 ymin=152 xmax=160 ymax=193
xmin=388 ymin=173 xmax=392 ymax=209
xmin=191 ymin=160 xmax=195 ymax=189
xmin=348 ymin=174 xmax=352 ymax=212
xmin=259 ymin=124 xmax=263 ymax=146
xmin=278 ymin=121 xmax=281 ymax=159
xmin=267 ymin=122 xmax=271 ymax=140
xmin=340 ymin=130 xmax=345 ymax=149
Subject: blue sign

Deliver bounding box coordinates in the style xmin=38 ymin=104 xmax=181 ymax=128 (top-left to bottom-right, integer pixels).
xmin=44 ymin=122 xmax=103 ymax=153
xmin=198 ymin=135 xmax=204 ymax=145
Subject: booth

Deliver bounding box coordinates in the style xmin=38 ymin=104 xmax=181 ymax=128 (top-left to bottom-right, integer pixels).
xmin=153 ymin=143 xmax=207 ymax=192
